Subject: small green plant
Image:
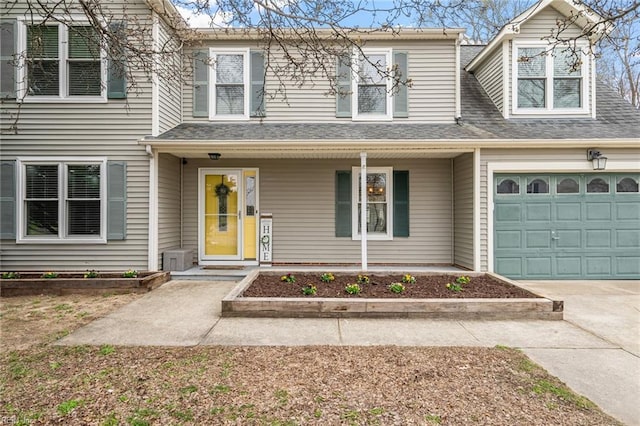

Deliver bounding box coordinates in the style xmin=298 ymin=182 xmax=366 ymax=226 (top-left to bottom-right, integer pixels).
xmin=357 ymin=274 xmax=369 ymax=284
xmin=446 ymin=282 xmax=462 ymax=292
xmin=456 ymin=275 xmax=471 ymax=285
xmin=122 ymin=269 xmax=138 ymax=278
xmin=401 ymin=274 xmax=416 ymax=284
xmin=42 ymin=271 xmax=58 ymax=279
xmin=1 ymin=272 xmax=20 ymax=279
xmin=388 ymin=282 xmax=405 ymax=293
xmin=320 ymin=272 xmax=335 ymax=283
xmin=179 ymin=385 xmax=198 ymax=395
xmin=280 ymin=273 xmax=296 ymax=283
xmin=425 ymin=413 xmax=442 ymax=424
xmin=344 ymin=283 xmax=361 ymax=295
xmin=99 ymin=345 xmax=115 ymax=356
xmin=57 ymin=399 xmax=82 ymax=416
xmin=301 ymin=285 xmax=317 ymax=296
xmin=84 ymin=269 xmax=98 ymax=278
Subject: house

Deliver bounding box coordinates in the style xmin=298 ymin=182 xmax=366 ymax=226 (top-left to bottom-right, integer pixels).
xmin=1 ymin=0 xmax=638 ymax=280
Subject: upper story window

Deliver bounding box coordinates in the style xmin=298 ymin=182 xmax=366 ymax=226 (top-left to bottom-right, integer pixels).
xmin=210 ymin=48 xmax=250 ymax=120
xmin=18 ymin=22 xmax=106 ymax=102
xmin=513 ymin=44 xmax=588 ymax=115
xmin=17 ymin=159 xmax=107 ymax=243
xmin=353 ymin=49 xmax=393 ymax=121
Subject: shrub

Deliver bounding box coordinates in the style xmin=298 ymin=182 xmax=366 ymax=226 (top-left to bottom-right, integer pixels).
xmin=320 ymin=273 xmax=335 ymax=283
xmin=344 ymin=283 xmax=361 ymax=295
xmin=455 ymin=276 xmax=471 ymax=285
xmin=84 ymin=270 xmax=98 ymax=278
xmin=122 ymin=269 xmax=138 ymax=278
xmin=280 ymin=273 xmax=296 ymax=283
xmin=388 ymin=282 xmax=405 ymax=293
xmin=42 ymin=272 xmax=58 ymax=279
xmin=1 ymin=272 xmax=20 ymax=279
xmin=302 ymin=285 xmax=317 ymax=296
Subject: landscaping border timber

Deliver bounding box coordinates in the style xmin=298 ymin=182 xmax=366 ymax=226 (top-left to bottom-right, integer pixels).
xmin=222 ymin=271 xmax=564 ymax=320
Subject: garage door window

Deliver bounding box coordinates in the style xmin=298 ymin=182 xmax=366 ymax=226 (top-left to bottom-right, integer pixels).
xmin=616 ymin=177 xmax=639 ymax=193
xmin=587 ymin=177 xmax=609 ymax=193
xmin=526 ymin=177 xmax=549 ymax=194
xmin=497 ymin=178 xmax=519 ymax=194
xmin=557 ymin=177 xmax=579 ymax=194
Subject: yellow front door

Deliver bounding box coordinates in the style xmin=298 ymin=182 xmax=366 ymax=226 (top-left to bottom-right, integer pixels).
xmin=203 ymin=171 xmax=241 ymax=258
xmin=200 ymin=169 xmax=258 ymax=262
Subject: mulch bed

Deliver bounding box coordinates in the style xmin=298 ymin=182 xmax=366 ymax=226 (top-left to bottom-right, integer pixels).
xmin=242 ymin=273 xmax=540 ymax=299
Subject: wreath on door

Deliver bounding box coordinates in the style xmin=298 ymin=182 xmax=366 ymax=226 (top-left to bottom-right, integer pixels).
xmin=215 ymin=178 xmax=230 ymax=231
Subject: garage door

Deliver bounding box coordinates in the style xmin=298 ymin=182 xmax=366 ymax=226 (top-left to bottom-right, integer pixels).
xmin=494 ymin=174 xmax=640 ymax=279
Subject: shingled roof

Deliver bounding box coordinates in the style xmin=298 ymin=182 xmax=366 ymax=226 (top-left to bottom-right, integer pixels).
xmin=154 ymin=45 xmax=640 ymax=142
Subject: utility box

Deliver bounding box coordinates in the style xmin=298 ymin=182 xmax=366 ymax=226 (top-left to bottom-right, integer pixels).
xmin=163 ymin=249 xmax=193 ymax=271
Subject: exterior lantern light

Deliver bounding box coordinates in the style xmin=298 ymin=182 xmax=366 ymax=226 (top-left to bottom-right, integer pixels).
xmin=587 ymin=149 xmax=607 ymax=171
xmin=208 ymin=153 xmax=221 ymax=160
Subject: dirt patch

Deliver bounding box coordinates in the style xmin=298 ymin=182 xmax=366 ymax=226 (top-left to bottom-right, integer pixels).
xmin=0 ymin=293 xmax=142 ymax=352
xmin=243 ymin=273 xmax=539 ymax=298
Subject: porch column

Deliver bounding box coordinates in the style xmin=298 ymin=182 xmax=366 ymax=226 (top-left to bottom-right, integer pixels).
xmin=360 ymin=152 xmax=368 ymax=271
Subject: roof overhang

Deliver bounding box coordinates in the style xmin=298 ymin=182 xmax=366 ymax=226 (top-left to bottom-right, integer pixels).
xmin=139 ymin=138 xmax=640 ymax=159
xmin=465 ymin=0 xmax=609 ymax=72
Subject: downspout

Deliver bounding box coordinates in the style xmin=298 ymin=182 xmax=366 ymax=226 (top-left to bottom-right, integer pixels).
xmin=147 ymin=145 xmax=159 ymax=270
xmin=454 ymin=33 xmax=462 ymax=121
xmin=180 ymin=158 xmax=184 ymax=248
xmin=151 ymin=12 xmax=160 ymax=137
xmin=360 ymin=152 xmax=368 ymax=272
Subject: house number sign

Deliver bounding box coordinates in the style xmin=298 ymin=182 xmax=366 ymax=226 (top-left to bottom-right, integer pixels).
xmin=259 ymin=213 xmax=273 ymax=266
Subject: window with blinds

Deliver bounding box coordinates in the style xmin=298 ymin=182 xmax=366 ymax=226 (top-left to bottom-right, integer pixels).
xmin=26 ymin=24 xmax=102 ymax=98
xmin=20 ymin=161 xmax=104 ymax=241
xmin=210 ymin=49 xmax=250 ymax=119
xmin=353 ymin=49 xmax=393 ymax=120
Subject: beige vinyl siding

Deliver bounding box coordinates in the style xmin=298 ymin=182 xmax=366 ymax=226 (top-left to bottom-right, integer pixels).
xmin=157 ymin=18 xmax=182 ymax=134
xmin=453 ymin=153 xmax=474 ymax=269
xmin=157 ymin=153 xmax=182 ymax=268
xmin=179 ymin=158 xmax=453 ymax=264
xmin=479 ymin=148 xmax=640 ymax=272
xmin=183 ymin=40 xmax=457 ymax=123
xmin=0 ymin=2 xmax=153 ymax=271
xmin=474 ymin=46 xmax=503 ymax=114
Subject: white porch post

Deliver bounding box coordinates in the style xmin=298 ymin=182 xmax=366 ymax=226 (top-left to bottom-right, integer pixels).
xmin=360 ymin=152 xmax=368 ymax=271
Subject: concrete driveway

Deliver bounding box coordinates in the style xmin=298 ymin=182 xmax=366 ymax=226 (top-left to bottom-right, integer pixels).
xmin=60 ymin=278 xmax=640 ymax=425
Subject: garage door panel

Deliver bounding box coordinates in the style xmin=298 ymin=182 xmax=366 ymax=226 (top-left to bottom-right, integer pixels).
xmin=556 ymin=202 xmax=582 ymax=221
xmin=617 ymin=257 xmax=640 ymax=275
xmin=585 ymin=202 xmax=612 ymax=221
xmin=526 ymin=230 xmax=551 ymax=248
xmin=585 ymin=256 xmax=612 ymax=276
xmin=495 ymin=230 xmax=521 ymax=248
xmin=525 ymin=257 xmax=552 ymax=277
xmin=555 ymin=257 xmax=582 ymax=276
xmin=586 ymin=230 xmax=611 ymax=248
xmin=616 ymin=203 xmax=640 ymax=220
xmin=616 ymin=230 xmax=640 ymax=248
xmin=556 ymin=229 xmax=581 ymax=248
xmin=526 ymin=203 xmax=551 ymax=222
xmin=495 ymin=257 xmax=523 ymax=277
xmin=495 ymin=204 xmax=521 ymax=222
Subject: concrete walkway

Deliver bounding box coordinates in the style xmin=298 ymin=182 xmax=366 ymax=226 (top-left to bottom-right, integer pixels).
xmin=60 ymin=279 xmax=640 ymax=425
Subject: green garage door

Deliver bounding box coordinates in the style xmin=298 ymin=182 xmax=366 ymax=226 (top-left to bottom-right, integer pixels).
xmin=494 ymin=174 xmax=640 ymax=279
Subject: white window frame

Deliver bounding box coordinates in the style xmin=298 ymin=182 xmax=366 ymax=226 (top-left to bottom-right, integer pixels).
xmin=16 ymin=157 xmax=107 ymax=244
xmin=352 ymin=48 xmax=393 ymax=121
xmin=209 ymin=48 xmax=250 ymax=120
xmin=16 ymin=18 xmax=107 ymax=103
xmin=351 ymin=166 xmax=393 ymax=240
xmin=512 ymin=42 xmax=589 ymax=115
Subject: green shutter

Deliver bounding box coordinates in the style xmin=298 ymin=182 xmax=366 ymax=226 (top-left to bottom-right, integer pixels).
xmin=393 ymin=170 xmax=409 ymax=237
xmin=336 ymin=55 xmax=352 ymax=118
xmin=107 ymin=22 xmax=127 ymax=99
xmin=250 ymin=51 xmax=265 ymax=117
xmin=393 ymin=51 xmax=408 ymax=118
xmin=0 ymin=160 xmax=16 ymax=239
xmin=107 ymin=161 xmax=127 ymax=240
xmin=335 ymin=170 xmax=352 ymax=237
xmin=1 ymin=20 xmax=16 ymax=99
xmin=193 ymin=50 xmax=209 ymax=117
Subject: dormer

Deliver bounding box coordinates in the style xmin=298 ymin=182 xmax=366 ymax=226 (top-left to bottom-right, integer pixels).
xmin=465 ymin=0 xmax=608 ymax=119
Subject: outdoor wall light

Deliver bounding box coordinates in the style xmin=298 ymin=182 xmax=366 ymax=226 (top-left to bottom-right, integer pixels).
xmin=587 ymin=149 xmax=607 ymax=170
xmin=208 ymin=153 xmax=222 ymax=160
